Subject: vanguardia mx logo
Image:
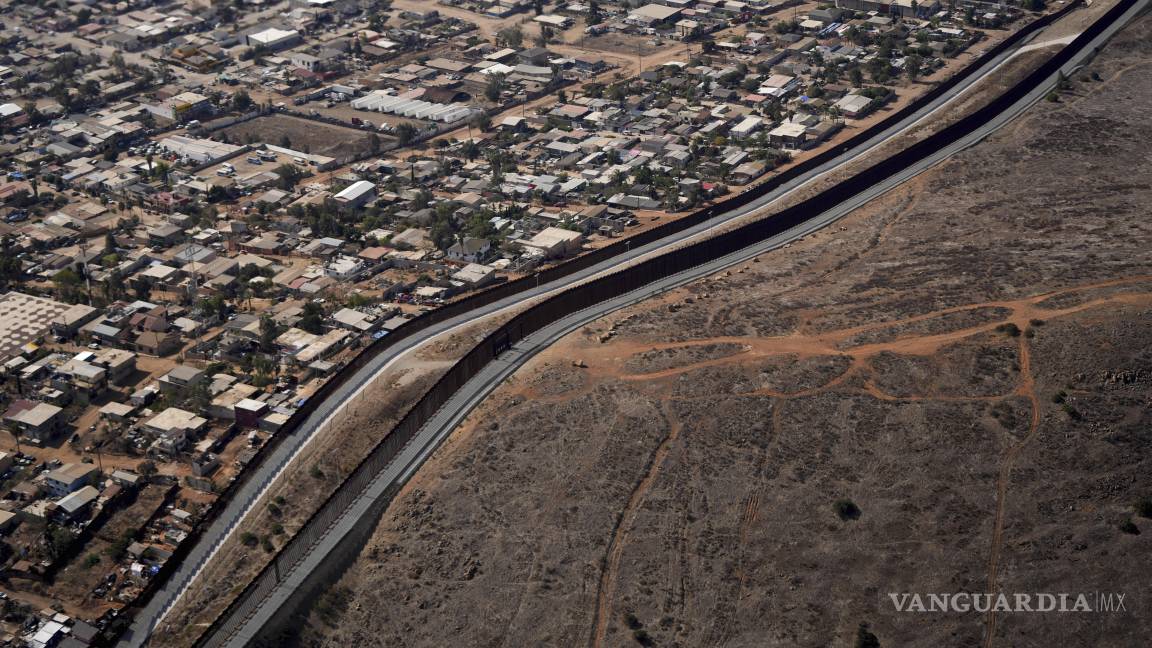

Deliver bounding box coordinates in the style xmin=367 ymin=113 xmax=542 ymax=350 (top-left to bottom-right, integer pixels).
xmin=888 ymin=592 xmax=1128 ymax=613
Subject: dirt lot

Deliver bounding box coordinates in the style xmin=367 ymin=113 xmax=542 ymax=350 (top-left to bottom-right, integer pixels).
xmin=302 ymin=14 xmax=1152 ymax=648
xmin=215 ymin=114 xmax=382 ymax=160
xmin=49 ymin=485 xmax=170 ymax=616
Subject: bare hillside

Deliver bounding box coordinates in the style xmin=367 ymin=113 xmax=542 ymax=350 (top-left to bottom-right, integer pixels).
xmin=304 ymin=17 xmax=1152 ymax=648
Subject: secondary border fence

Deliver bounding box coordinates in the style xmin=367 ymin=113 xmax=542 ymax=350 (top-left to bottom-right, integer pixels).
xmin=114 ymin=0 xmax=1113 ymax=643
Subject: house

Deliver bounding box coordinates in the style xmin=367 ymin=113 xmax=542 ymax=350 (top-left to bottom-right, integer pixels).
xmin=522 ymin=227 xmax=584 ymax=258
xmin=136 ymin=330 xmax=182 ymax=356
xmin=235 ymin=399 xmax=269 ymax=428
xmin=93 ymin=348 xmax=137 ymax=384
xmin=44 ymin=463 xmax=100 ymax=498
xmin=446 ymin=237 xmax=491 ymax=263
xmin=332 ymin=308 xmax=382 ymax=333
xmin=111 ymin=470 xmax=142 ymax=488
xmin=159 ymin=365 xmax=205 ymax=394
xmin=101 ymin=401 xmax=137 ymax=423
xmin=53 ymin=485 xmax=100 ymax=521
xmin=324 ymin=255 xmax=365 ymax=280
xmin=627 ymin=3 xmax=683 ymax=26
xmin=0 ymin=510 xmax=18 ymax=534
xmin=730 ymin=116 xmax=763 ymax=140
xmin=144 ymin=407 xmax=208 ymax=454
xmin=245 ymin=27 xmax=302 ymax=50
xmin=768 ymin=121 xmax=808 ymax=149
xmin=333 ymin=180 xmax=376 ymax=208
xmin=60 ymin=359 xmax=107 ymax=395
xmin=837 ymin=0 xmax=939 ymax=17
xmin=452 ymin=263 xmax=497 ymax=287
xmin=147 ymin=223 xmax=185 ymax=247
xmin=3 ymin=400 xmax=65 ymax=443
xmin=834 ymin=93 xmax=875 ymax=118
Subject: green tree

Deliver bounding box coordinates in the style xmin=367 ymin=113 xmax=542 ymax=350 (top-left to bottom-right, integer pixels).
xmin=232 ymin=90 xmax=253 ymax=112
xmin=587 ymin=0 xmax=602 ymax=25
xmin=484 ymin=74 xmax=505 ymax=103
xmin=259 ymin=314 xmax=280 ymax=352
xmin=849 ymin=66 xmax=864 ymax=88
xmin=394 ymin=122 xmax=418 ymax=146
xmin=297 ymin=301 xmax=325 ymax=334
xmin=497 ymin=26 xmax=523 ymax=48
xmin=905 ymin=54 xmax=923 ymax=82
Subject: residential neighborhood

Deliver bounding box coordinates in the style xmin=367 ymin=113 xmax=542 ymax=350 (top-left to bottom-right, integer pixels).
xmin=0 ymin=0 xmax=1040 ymax=642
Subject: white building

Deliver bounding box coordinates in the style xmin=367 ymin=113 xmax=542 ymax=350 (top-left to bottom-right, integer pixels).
xmin=246 ymin=28 xmax=302 ymax=50
xmin=333 ymin=180 xmax=376 ymax=207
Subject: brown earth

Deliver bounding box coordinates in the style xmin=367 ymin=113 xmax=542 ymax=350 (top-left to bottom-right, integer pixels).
xmin=302 ymin=13 xmax=1152 ymax=648
xmin=215 ymin=114 xmax=381 ymax=159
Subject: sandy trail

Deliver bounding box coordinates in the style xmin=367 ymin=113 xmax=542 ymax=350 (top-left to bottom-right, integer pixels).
xmin=557 ymin=276 xmax=1152 ymax=645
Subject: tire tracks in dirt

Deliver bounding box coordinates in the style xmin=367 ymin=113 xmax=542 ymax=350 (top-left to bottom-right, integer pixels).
xmin=588 ymin=398 xmax=682 ymax=648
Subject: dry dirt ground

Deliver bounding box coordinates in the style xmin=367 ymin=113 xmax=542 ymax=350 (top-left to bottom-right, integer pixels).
xmin=215 ymin=114 xmax=381 ymax=159
xmin=300 ymin=15 xmax=1152 ymax=648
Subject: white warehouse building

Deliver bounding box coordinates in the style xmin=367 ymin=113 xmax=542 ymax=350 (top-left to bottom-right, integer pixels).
xmin=351 ymin=90 xmax=477 ymax=123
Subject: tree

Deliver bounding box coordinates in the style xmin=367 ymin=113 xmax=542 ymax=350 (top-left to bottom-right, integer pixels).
xmin=44 ymin=525 xmax=78 ymax=561
xmin=484 ymin=74 xmax=505 ymax=103
xmin=275 ymin=164 xmax=306 ymax=189
xmin=536 ymin=25 xmax=554 ymax=47
xmin=533 ymin=0 xmax=545 ymax=14
xmin=904 ymin=54 xmax=923 ymax=82
xmin=587 ymin=0 xmax=602 ymax=25
xmin=849 ymin=66 xmax=864 ymax=88
xmin=232 ymin=90 xmax=253 ymax=112
xmin=497 ymin=26 xmax=523 ymax=49
xmin=368 ymin=132 xmax=381 ymax=153
xmin=261 ymin=313 xmax=281 ymax=350
xmin=137 ymin=460 xmax=157 ymax=476
xmin=470 ymin=113 xmax=491 ymax=133
xmin=394 ymin=122 xmax=418 ymax=146
xmin=153 ymin=161 xmax=171 ymax=186
xmin=53 ymin=268 xmax=83 ymax=303
xmin=298 ymin=301 xmax=325 ymax=334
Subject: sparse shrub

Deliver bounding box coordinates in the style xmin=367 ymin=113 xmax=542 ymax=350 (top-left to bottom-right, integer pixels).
xmin=1029 ymin=319 xmax=1046 ymax=326
xmin=84 ymin=553 xmax=101 ymax=568
xmin=261 ymin=536 xmax=275 ymax=552
xmin=1135 ymin=498 xmax=1152 ymax=519
xmin=856 ymin=622 xmax=881 ymax=648
xmin=995 ymin=323 xmax=1021 ymax=337
xmin=1119 ymin=520 xmax=1140 ymax=535
xmin=632 ymin=629 xmax=654 ymax=646
xmin=835 ymin=499 xmax=861 ymax=521
xmin=315 ymin=586 xmax=352 ymax=627
xmin=624 ymin=612 xmax=642 ymax=630
xmin=267 ymin=503 xmax=282 ymax=517
xmin=1052 ymin=390 xmax=1067 ymax=404
xmin=1061 ymin=403 xmax=1081 ymax=420
xmin=1045 ymin=91 xmax=1059 ymax=102
xmin=310 ymin=464 xmax=324 ymax=479
xmin=272 ymin=523 xmax=285 ymax=535
xmin=240 ymin=532 xmax=258 ymax=547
